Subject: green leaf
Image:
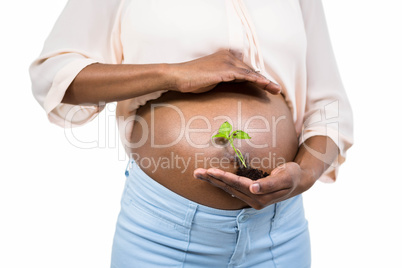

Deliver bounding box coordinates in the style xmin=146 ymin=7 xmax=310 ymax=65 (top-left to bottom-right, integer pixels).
xmin=212 ymin=133 xmax=227 ymax=139
xmin=218 ymin=121 xmax=232 ymax=137
xmin=232 ymin=130 xmax=251 ymax=140
xmin=211 ymin=121 xmax=250 ymax=168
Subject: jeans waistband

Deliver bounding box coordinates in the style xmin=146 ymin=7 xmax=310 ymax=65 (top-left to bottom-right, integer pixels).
xmin=124 ymin=158 xmax=301 ymax=225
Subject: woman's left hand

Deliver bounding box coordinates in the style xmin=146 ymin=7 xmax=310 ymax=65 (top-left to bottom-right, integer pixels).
xmin=193 ymin=162 xmax=315 ymax=210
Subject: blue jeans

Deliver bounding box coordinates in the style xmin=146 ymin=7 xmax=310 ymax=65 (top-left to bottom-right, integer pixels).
xmin=111 ymin=159 xmax=311 ymax=268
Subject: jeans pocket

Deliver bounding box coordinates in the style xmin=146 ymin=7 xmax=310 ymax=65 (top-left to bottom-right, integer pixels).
xmin=113 ymin=196 xmax=189 ymax=267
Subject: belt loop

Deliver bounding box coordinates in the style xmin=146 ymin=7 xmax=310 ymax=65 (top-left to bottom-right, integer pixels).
xmin=183 ymin=203 xmax=198 ymax=229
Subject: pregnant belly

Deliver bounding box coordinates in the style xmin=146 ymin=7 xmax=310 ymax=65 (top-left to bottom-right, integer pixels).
xmin=128 ymin=82 xmax=298 ymax=209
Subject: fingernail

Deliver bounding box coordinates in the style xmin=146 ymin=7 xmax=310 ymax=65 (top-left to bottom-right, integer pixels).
xmin=266 ymin=82 xmax=281 ymax=93
xmin=273 ymin=83 xmax=282 ymax=92
xmin=251 ymin=183 xmax=260 ymax=193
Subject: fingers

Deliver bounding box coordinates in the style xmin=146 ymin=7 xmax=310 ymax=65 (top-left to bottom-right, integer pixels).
xmin=238 ymin=69 xmax=282 ymax=95
xmin=200 ymin=168 xmax=252 ymax=192
xmin=193 ymin=163 xmax=304 ymax=210
xmin=193 ymin=168 xmax=259 ymax=206
xmin=249 ymin=174 xmax=293 ymax=195
xmin=223 ymin=52 xmax=281 ymax=95
xmin=250 ymin=163 xmax=299 ymax=195
xmin=194 ymin=168 xmax=291 ymax=210
xmin=172 ymin=50 xmax=281 ymax=94
xmin=202 ymin=167 xmax=293 ymax=196
xmin=262 ymin=79 xmax=282 ymax=95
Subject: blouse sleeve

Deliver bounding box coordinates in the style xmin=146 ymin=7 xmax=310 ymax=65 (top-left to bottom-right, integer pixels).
xmin=299 ymin=0 xmax=354 ymax=182
xmin=29 ymin=0 xmax=124 ymax=127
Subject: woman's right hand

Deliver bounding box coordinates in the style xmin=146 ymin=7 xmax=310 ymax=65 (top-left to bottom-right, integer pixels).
xmin=167 ymin=50 xmax=281 ymax=94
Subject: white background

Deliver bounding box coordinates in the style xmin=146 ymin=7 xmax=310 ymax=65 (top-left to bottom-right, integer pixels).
xmin=1 ymin=0 xmax=401 ymax=267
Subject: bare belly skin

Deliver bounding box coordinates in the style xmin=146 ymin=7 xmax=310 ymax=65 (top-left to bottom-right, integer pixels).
xmin=119 ymin=82 xmax=298 ymax=209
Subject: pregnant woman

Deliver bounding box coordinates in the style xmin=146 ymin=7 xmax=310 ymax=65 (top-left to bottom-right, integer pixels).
xmin=30 ymin=0 xmax=353 ymax=267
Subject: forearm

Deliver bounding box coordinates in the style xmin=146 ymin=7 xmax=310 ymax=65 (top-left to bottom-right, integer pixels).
xmin=61 ymin=51 xmax=281 ymax=106
xmin=62 ymin=63 xmax=173 ymax=105
xmin=294 ymin=136 xmax=339 ymax=189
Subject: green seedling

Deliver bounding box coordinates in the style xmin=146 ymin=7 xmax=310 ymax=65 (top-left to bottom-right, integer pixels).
xmin=212 ymin=121 xmax=251 ymax=168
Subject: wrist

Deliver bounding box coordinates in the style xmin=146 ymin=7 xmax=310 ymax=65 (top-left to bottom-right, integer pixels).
xmin=295 ymin=136 xmax=339 ymax=180
xmin=299 ymin=165 xmax=317 ymax=191
xmin=160 ymin=63 xmax=181 ymax=92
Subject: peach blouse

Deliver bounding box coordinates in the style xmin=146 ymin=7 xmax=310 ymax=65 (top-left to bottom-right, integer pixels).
xmin=30 ymin=0 xmax=353 ymax=182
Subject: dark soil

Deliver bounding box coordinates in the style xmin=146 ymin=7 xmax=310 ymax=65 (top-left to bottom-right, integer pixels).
xmin=236 ymin=165 xmax=269 ymax=180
